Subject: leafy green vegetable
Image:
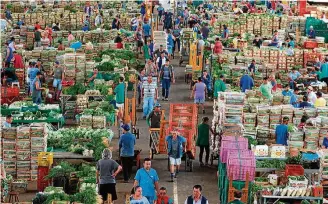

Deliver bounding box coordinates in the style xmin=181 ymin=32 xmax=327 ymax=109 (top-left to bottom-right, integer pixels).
xmin=256 ymin=159 xmax=286 ymax=169
xmin=46 ymin=162 xmax=76 ymax=179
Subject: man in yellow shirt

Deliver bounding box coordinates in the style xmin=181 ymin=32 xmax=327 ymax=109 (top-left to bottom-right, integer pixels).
xmin=314 ymin=91 xmax=327 ymax=107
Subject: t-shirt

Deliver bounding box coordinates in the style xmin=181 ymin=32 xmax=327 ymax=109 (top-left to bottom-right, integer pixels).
xmin=240 ymin=74 xmax=254 ymax=92
xmin=308 ymin=92 xmax=317 ymax=104
xmin=147 ymin=111 xmax=161 ymax=128
xmin=282 ymin=90 xmax=293 ymax=97
xmin=119 ymin=132 xmax=136 ymax=157
xmin=214 ymin=79 xmax=226 ymax=98
xmin=260 ymin=83 xmax=273 ymax=100
xmin=28 ymin=67 xmax=40 ymax=82
xmin=34 ymin=31 xmax=41 ymax=41
xmin=321 ymin=63 xmax=328 ymax=79
xmin=143 ymin=24 xmax=151 ymax=37
xmin=289 ymin=71 xmax=301 ymax=81
xmin=197 ymin=123 xmax=210 ymax=146
xmin=290 ymin=93 xmax=299 ymax=108
xmin=201 ymin=26 xmax=210 ymax=39
xmin=143 ymin=81 xmax=157 ymax=98
xmin=194 ymin=82 xmax=206 ymax=99
xmin=228 ymin=200 xmax=244 ymax=204
xmin=114 ymin=82 xmax=125 ymax=104
xmin=197 ymin=40 xmax=205 ymax=51
xmin=134 ymin=168 xmax=159 ymax=197
xmin=130 ymin=196 xmax=150 ymax=204
xmin=171 ymin=139 xmax=179 ymax=158
xmin=253 ymin=39 xmax=262 ymax=48
xmin=275 ymin=124 xmax=288 ymax=145
xmin=314 ymin=98 xmax=327 ymax=107
xmin=53 ymin=68 xmax=63 ymax=79
xmin=96 ymin=159 xmax=119 ymax=184
xmin=2 ymin=121 xmax=11 ymax=128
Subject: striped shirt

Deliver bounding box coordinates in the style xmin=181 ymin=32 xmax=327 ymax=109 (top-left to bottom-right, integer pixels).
xmin=142 ymin=79 xmax=157 ymax=98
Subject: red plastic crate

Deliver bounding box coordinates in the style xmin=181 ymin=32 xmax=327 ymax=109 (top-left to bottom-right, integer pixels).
xmin=304 ymin=41 xmax=318 ymax=49
xmin=285 ymin=164 xmax=304 ymax=176
xmin=62 ymin=80 xmax=75 ymax=86
xmin=313 ymin=186 xmax=323 ymax=197
xmin=1 ymin=87 xmax=20 ymax=97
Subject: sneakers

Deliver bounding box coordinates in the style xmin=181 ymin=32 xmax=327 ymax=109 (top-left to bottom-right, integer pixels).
xmin=170 ymin=174 xmax=174 ymax=182
xmin=174 ymin=171 xmax=178 ymax=178
xmin=165 ymin=98 xmax=169 ymax=101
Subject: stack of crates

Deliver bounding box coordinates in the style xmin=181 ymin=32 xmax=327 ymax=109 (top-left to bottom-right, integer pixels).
xmin=2 ymin=127 xmax=17 ymax=178
xmin=16 ymin=126 xmax=31 ymax=180
xmin=153 ymin=31 xmax=167 ymax=51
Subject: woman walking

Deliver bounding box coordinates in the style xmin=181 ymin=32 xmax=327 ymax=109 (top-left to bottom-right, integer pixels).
xmin=96 ymin=148 xmax=122 ymax=203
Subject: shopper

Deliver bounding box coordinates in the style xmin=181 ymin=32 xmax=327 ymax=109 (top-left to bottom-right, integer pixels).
xmin=11 ymin=51 xmax=24 ymax=68
xmin=156 ymin=52 xmax=168 ymax=72
xmin=320 ymin=57 xmax=328 ymax=84
xmin=167 ymin=29 xmax=174 ymax=59
xmin=248 ymin=60 xmax=256 ymax=74
xmin=201 ymin=23 xmax=210 ymax=40
xmin=4 ymin=43 xmax=13 ymax=67
xmin=314 ymin=91 xmax=327 ymax=107
xmin=307 ymin=86 xmax=317 ymax=105
xmin=130 ymin=186 xmax=150 ymax=204
xmin=201 ymin=70 xmax=211 ymax=96
xmin=240 ymin=71 xmax=254 ymax=92
xmin=275 ymin=116 xmax=289 ymax=146
xmin=172 ymin=25 xmax=181 ymax=53
xmin=184 ymin=185 xmax=208 ymax=204
xmin=134 ymin=158 xmax=160 ymax=204
xmin=213 ymin=37 xmax=223 ymax=54
xmin=259 ymin=77 xmax=273 ymax=100
xmin=143 ymin=40 xmax=151 ymax=61
xmin=228 ymin=191 xmax=244 ymax=204
xmin=159 ymin=59 xmax=175 ymax=101
xmin=222 ymin=24 xmax=229 ymax=39
xmin=166 ymin=129 xmax=187 ymax=181
xmin=154 ymin=45 xmax=168 ymax=59
xmin=52 ymin=61 xmax=64 ymax=101
xmin=143 ymin=21 xmax=152 ymax=44
xmin=119 ymin=124 xmax=136 ymax=183
xmin=156 ymin=187 xmax=173 ymax=204
xmin=213 ymin=75 xmax=226 ymax=99
xmin=145 ymin=59 xmax=157 ymax=77
xmin=191 ymin=77 xmax=207 ymax=114
xmin=146 ymin=103 xmax=162 ymax=128
xmin=114 ymin=77 xmax=125 ymax=110
xmin=31 ymin=72 xmax=45 ymax=105
xmin=197 ymin=117 xmax=215 ymax=167
xmin=2 ymin=115 xmax=13 ymax=128
xmin=112 ymin=15 xmax=121 ymax=30
xmin=96 ymin=148 xmax=122 ymax=203
xmin=142 ymin=76 xmax=158 ymax=119
xmin=308 ymin=26 xmax=316 ymax=39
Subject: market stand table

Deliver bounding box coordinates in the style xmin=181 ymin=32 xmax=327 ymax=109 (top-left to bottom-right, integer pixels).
xmin=261 ymin=195 xmax=323 ymax=204
xmin=12 ymin=117 xmax=65 ymax=129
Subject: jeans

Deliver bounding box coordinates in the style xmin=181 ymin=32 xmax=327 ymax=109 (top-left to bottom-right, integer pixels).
xmin=289 ymin=81 xmax=295 ymax=89
xmin=121 ymin=156 xmax=134 ymax=181
xmin=174 ymin=38 xmax=180 ymax=52
xmin=162 ymin=79 xmax=171 ymax=98
xmin=199 ymin=145 xmax=210 ymax=164
xmin=32 ymin=92 xmax=42 ymax=105
xmin=143 ymin=97 xmax=154 ymax=117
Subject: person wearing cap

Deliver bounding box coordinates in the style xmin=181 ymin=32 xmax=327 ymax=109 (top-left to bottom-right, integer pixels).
xmin=213 ymin=75 xmax=226 ymax=99
xmin=119 ymin=124 xmax=136 ymax=182
xmin=259 ymin=77 xmax=273 ymax=100
xmin=308 ymin=26 xmax=316 ymax=39
xmin=96 ymin=148 xmax=122 ymax=203
xmin=307 ymin=86 xmax=317 ymax=105
xmin=275 ymin=116 xmax=289 ymax=146
xmin=146 ymin=103 xmax=163 ymax=128
xmin=288 ymin=67 xmax=301 ymax=90
xmin=52 ymin=61 xmax=64 ymax=101
xmin=31 ymin=72 xmax=45 ymax=104
xmin=320 ymin=56 xmax=328 ymax=84
xmin=282 ymin=84 xmax=293 ymax=97
xmin=166 ymin=129 xmax=187 ymax=181
xmin=314 ymin=92 xmax=327 ymax=108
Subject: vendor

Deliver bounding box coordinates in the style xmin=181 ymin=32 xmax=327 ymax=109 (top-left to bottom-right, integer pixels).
xmin=298 ymin=115 xmax=308 ymax=129
xmin=290 ymin=87 xmax=300 ymax=108
xmin=114 ymin=32 xmax=123 ymax=44
xmin=2 ymin=66 xmax=18 ymax=85
xmin=308 ymin=26 xmax=316 ymax=39
xmin=240 ymin=71 xmax=254 ymax=92
xmin=282 ymin=84 xmax=293 ymax=97
xmin=259 ymin=77 xmax=273 ymax=100
xmin=228 ymin=191 xmax=244 ymax=204
xmin=213 ymin=75 xmax=226 ymax=99
xmin=288 ymin=67 xmax=301 ymax=89
xmin=146 ymin=103 xmax=162 ymax=128
xmin=275 ymin=116 xmax=289 ymax=146
xmin=322 ymin=134 xmax=328 ymax=149
xmin=213 ymin=38 xmax=223 ymax=55
xmin=268 ymin=30 xmax=279 ymax=47
xmin=2 ymin=115 xmax=13 ymax=128
xmin=87 ymin=68 xmax=103 ymax=87
xmin=252 ymin=35 xmax=262 ymax=48
xmin=248 ymin=59 xmax=256 ymax=74
xmin=52 ymin=61 xmax=64 ymax=101
xmin=32 ymin=72 xmax=45 ymax=105
xmin=222 ymin=24 xmax=229 ymax=39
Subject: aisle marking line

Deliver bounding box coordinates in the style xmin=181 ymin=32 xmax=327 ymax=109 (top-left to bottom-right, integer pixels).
xmin=173 ymin=179 xmax=179 ymax=204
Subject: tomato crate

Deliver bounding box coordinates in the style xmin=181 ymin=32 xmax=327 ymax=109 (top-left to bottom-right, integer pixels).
xmin=285 ymin=164 xmax=304 ymax=176
xmin=304 ymin=41 xmax=318 ymax=49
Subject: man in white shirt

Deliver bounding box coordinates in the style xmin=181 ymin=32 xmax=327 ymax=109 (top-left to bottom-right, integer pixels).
xmin=131 ymin=15 xmax=139 ymax=31
xmin=307 ymin=86 xmax=317 ymax=105
xmin=197 ymin=36 xmax=205 ymax=55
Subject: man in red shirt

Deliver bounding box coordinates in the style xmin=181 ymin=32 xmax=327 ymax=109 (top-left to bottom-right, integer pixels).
xmin=12 ymin=51 xmax=24 ymax=68
xmin=34 ymin=21 xmax=41 ymax=30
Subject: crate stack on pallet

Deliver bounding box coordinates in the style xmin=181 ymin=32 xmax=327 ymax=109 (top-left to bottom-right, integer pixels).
xmin=64 ymin=53 xmax=77 ymax=84
xmin=17 ymin=126 xmax=31 ymax=180
xmin=261 ymin=48 xmax=270 ymax=64
xmin=253 ymin=16 xmax=262 ymax=36
xmin=304 ymin=126 xmax=320 ymax=151
xmin=272 ymin=16 xmax=280 ymax=33
xmin=269 ymin=106 xmax=282 ymax=130
xmin=246 ymin=15 xmax=255 ymax=34
xmin=30 ymin=124 xmax=48 ymax=180
xmin=261 ymin=15 xmax=273 ymax=37
xmin=2 ymin=128 xmax=17 ymax=178
xmin=218 ymin=136 xmax=254 ymax=204
xmin=256 ymin=106 xmax=270 ymax=143
xmin=75 ymin=54 xmax=86 ymax=84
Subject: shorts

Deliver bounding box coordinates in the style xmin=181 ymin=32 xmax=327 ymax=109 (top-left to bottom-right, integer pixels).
xmin=194 ymin=97 xmax=205 ymax=104
xmin=99 ymin=183 xmax=117 ymax=201
xmin=116 ymin=103 xmax=124 ymax=108
xmin=167 ymin=46 xmax=173 ymax=54
xmin=53 ymin=78 xmax=62 ymax=90
xmin=169 ymin=157 xmax=182 ymax=165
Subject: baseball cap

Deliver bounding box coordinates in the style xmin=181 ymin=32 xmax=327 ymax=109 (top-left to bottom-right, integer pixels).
xmin=55 ymin=61 xmax=60 ymax=65
xmin=155 ymin=103 xmax=161 ymax=107
xmin=31 ymin=61 xmax=37 ymax=65
xmin=121 ymin=124 xmax=130 ymax=131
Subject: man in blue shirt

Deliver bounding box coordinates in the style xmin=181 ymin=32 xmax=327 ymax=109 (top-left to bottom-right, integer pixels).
xmin=290 ymin=87 xmax=300 ymax=108
xmin=248 ymin=60 xmax=256 ymax=74
xmin=166 ymin=129 xmax=186 ymax=182
xmin=240 ymin=72 xmax=254 ymax=92
xmin=288 ymin=68 xmax=301 ymax=89
xmin=28 ymin=62 xmax=40 ymax=94
xmin=119 ymin=124 xmax=136 ymax=182
xmin=308 ymin=26 xmax=316 ymax=39
xmin=143 ymin=22 xmax=151 ymax=43
xmin=275 ymin=117 xmax=289 ymax=146
xmin=82 ymin=24 xmax=89 ymax=31
xmin=134 ymin=158 xmax=159 ymax=204
xmin=282 ymin=84 xmax=293 ymax=97
xmin=201 ymin=70 xmax=211 ymax=97
xmin=2 ymin=115 xmax=13 ymax=128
